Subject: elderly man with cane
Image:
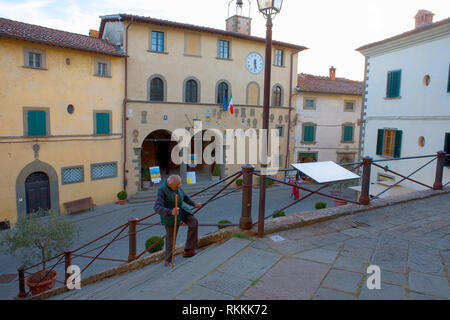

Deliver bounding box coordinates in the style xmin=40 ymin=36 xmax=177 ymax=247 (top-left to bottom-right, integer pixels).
xmin=154 ymin=175 xmax=202 ymax=267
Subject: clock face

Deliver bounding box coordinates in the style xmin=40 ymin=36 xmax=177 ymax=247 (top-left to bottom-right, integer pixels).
xmin=246 ymin=52 xmax=264 ymax=75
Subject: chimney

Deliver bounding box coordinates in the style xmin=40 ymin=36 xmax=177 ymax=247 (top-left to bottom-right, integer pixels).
xmin=414 ymin=10 xmax=435 ymax=29
xmin=226 ymin=0 xmax=252 ymax=35
xmin=89 ymin=29 xmax=99 ymax=38
xmin=329 ymin=66 xmax=336 ymax=80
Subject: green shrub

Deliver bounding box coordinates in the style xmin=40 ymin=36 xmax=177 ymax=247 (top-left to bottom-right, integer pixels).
xmin=256 ymin=177 xmax=275 ymax=186
xmin=218 ymin=220 xmax=232 ymax=229
xmin=235 ymin=178 xmax=243 ymax=186
xmin=272 ymin=210 xmax=286 ymax=218
xmin=315 ymin=202 xmax=327 ymax=210
xmin=145 ymin=236 xmax=164 ymax=253
xmin=117 ymin=190 xmax=127 ymax=200
xmin=141 ymin=168 xmax=150 ymax=181
xmin=212 ymin=164 xmax=221 ymax=176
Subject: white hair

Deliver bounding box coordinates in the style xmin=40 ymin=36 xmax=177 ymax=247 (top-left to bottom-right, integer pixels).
xmin=167 ymin=175 xmax=181 ymax=185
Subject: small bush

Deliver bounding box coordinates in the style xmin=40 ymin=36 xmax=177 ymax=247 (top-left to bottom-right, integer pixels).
xmin=235 ymin=178 xmax=243 ymax=186
xmin=145 ymin=236 xmax=164 ymax=253
xmin=212 ymin=164 xmax=221 ymax=177
xmin=218 ymin=220 xmax=232 ymax=229
xmin=315 ymin=202 xmax=327 ymax=210
xmin=272 ymin=210 xmax=286 ymax=218
xmin=117 ymin=190 xmax=127 ymax=200
xmin=256 ymin=177 xmax=275 ymax=186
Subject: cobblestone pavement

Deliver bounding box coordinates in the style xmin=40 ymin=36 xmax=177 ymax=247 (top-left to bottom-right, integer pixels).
xmin=51 ymin=191 xmax=449 ymax=300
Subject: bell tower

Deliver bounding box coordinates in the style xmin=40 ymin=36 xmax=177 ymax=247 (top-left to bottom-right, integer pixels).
xmin=226 ymin=0 xmax=252 ymax=35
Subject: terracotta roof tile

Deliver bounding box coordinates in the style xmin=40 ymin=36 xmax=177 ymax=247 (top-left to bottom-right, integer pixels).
xmin=0 ymin=17 xmax=124 ymax=57
xmin=296 ymin=73 xmax=364 ymax=96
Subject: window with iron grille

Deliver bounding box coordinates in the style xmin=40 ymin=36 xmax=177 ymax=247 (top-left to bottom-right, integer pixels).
xmin=151 ymin=31 xmax=164 ymax=52
xmin=91 ymin=162 xmax=117 ymax=180
xmin=61 ymin=166 xmax=84 ymax=184
xmin=218 ymin=40 xmax=230 ymax=59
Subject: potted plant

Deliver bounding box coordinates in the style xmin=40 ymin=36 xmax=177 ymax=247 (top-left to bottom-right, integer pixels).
xmin=145 ymin=236 xmax=164 ymax=254
xmin=235 ymin=178 xmax=243 ymax=189
xmin=141 ymin=168 xmax=151 ymax=189
xmin=212 ymin=164 xmax=221 ymax=181
xmin=272 ymin=210 xmax=286 ymax=218
xmin=330 ymin=181 xmax=348 ymax=206
xmin=0 ymin=209 xmax=79 ymax=295
xmin=315 ymin=202 xmax=327 ymax=210
xmin=117 ymin=190 xmax=127 ymax=205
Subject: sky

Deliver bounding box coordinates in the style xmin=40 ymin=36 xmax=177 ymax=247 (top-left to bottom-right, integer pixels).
xmin=0 ymin=0 xmax=449 ymax=81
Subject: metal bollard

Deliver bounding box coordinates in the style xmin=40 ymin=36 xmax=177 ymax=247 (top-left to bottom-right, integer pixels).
xmin=64 ymin=249 xmax=72 ymax=284
xmin=18 ymin=267 xmax=27 ymax=298
xmin=128 ymin=217 xmax=138 ymax=262
xmin=240 ymin=165 xmax=254 ymax=230
xmin=359 ymin=156 xmax=372 ymax=205
xmin=433 ymin=151 xmax=445 ymax=190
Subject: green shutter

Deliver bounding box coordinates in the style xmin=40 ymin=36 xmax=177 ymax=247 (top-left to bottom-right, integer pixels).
xmin=386 ymin=72 xmax=392 ymax=97
xmin=304 ymin=125 xmax=315 ymax=142
xmin=376 ymin=129 xmax=384 ymax=155
xmin=393 ymin=130 xmax=402 ymax=158
xmin=27 ymin=110 xmax=46 ymax=136
xmin=344 ymin=126 xmax=353 ymax=142
xmin=387 ymin=70 xmax=401 ymax=97
xmin=96 ymin=113 xmax=110 ymax=135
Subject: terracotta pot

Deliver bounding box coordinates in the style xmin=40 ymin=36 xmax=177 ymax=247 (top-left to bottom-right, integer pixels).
xmin=333 ymin=198 xmax=348 ymax=207
xmin=25 ymin=270 xmax=58 ymax=295
xmin=118 ymin=199 xmax=126 ymax=205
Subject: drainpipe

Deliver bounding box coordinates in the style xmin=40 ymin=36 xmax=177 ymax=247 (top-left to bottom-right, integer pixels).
xmin=123 ymin=18 xmax=134 ymax=190
xmin=358 ymin=57 xmax=368 ymax=163
xmin=284 ymin=51 xmax=295 ymax=176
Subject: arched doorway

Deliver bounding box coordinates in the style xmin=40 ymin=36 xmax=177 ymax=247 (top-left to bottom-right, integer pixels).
xmin=141 ymin=130 xmax=179 ymax=188
xmin=25 ymin=172 xmax=51 ymax=214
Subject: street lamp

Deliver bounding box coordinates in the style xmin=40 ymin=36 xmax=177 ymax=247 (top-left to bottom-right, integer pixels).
xmin=257 ymin=0 xmax=283 ymax=238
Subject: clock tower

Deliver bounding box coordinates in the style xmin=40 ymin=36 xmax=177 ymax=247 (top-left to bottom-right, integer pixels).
xmin=226 ymin=0 xmax=252 ymax=35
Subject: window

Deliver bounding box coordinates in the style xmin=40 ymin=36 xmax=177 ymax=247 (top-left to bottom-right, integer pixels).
xmin=344 ymin=101 xmax=355 ymax=111
xmin=217 ymin=82 xmax=229 ymax=104
xmin=274 ymin=49 xmax=284 ymax=66
xmin=218 ymin=40 xmax=230 ymax=59
xmin=185 ymin=79 xmax=198 ymax=103
xmin=61 ymin=166 xmax=84 ymax=185
xmin=304 ymin=98 xmax=316 ymax=109
xmin=342 ymin=125 xmax=354 ymax=142
xmin=26 ymin=109 xmax=48 ymax=137
xmin=376 ymin=129 xmax=403 ymax=158
xmin=303 ymin=124 xmax=316 ymax=143
xmin=298 ymin=152 xmax=317 ymax=163
xmin=276 ymin=125 xmax=284 ymax=137
xmin=273 ymin=85 xmax=282 ymax=106
xmin=94 ymin=59 xmax=111 ymax=77
xmin=151 ymin=31 xmax=164 ymax=52
xmin=91 ymin=162 xmax=117 ymax=180
xmin=150 ymin=77 xmax=164 ymax=101
xmin=444 ymin=133 xmax=450 ymax=167
xmin=23 ymin=47 xmax=46 ymax=69
xmin=386 ymin=70 xmax=402 ymax=98
xmin=94 ymin=111 xmax=111 ymax=135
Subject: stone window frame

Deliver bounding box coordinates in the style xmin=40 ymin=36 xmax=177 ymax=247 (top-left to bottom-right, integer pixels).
xmin=147 ymin=74 xmax=168 ymax=102
xmin=93 ymin=110 xmax=112 ymax=136
xmin=90 ymin=161 xmax=118 ymax=181
xmin=184 ymin=32 xmax=202 ymax=57
xmin=217 ymin=38 xmax=232 ymax=60
xmin=182 ymin=76 xmax=201 ymax=103
xmin=94 ymin=58 xmax=111 ymax=77
xmin=61 ymin=165 xmax=85 ymax=185
xmin=341 ymin=122 xmax=355 ymax=143
xmin=303 ymin=97 xmax=317 ymax=110
xmin=301 ymin=122 xmax=317 ymax=144
xmin=23 ymin=47 xmax=47 ymax=70
xmin=344 ymin=100 xmax=356 ymax=112
xmin=246 ymin=81 xmax=260 ymax=106
xmin=272 ymin=83 xmax=284 ymax=107
xmin=215 ymin=79 xmax=232 ymax=105
xmin=23 ymin=107 xmax=51 ymax=137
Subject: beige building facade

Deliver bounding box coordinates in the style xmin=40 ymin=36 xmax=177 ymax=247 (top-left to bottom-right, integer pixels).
xmin=99 ymin=13 xmax=306 ymax=196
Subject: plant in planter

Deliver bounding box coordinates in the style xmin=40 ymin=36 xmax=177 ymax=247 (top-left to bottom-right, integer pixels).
xmin=0 ymin=209 xmax=79 ymax=295
xmin=141 ymin=168 xmax=151 ymax=189
xmin=145 ymin=236 xmax=164 ymax=254
xmin=235 ymin=178 xmax=243 ymax=188
xmin=330 ymin=181 xmax=348 ymax=206
xmin=217 ymin=220 xmax=232 ymax=230
xmin=212 ymin=164 xmax=221 ymax=181
xmin=256 ymin=177 xmax=275 ymax=188
xmin=315 ymin=202 xmax=327 ymax=210
xmin=117 ymin=190 xmax=127 ymax=205
xmin=272 ymin=210 xmax=286 ymax=218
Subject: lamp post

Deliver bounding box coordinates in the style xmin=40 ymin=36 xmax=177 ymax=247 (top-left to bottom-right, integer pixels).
xmin=257 ymin=0 xmax=283 ymax=238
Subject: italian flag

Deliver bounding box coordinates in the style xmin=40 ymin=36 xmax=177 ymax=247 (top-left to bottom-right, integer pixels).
xmin=228 ymin=92 xmax=234 ymax=115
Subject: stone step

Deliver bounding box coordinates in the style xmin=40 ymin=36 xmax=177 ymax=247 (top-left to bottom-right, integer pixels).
xmin=52 ymin=237 xmax=252 ymax=300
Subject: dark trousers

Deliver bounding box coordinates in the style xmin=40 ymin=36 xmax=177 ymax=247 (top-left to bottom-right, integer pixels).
xmin=164 ymin=212 xmax=198 ymax=263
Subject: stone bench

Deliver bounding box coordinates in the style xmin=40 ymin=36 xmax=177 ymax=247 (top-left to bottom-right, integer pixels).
xmin=64 ymin=197 xmax=96 ymax=214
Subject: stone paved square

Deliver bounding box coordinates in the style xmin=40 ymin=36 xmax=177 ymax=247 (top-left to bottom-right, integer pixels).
xmin=333 ymin=255 xmax=368 ymax=273
xmin=321 ymin=269 xmax=364 ymax=294
xmin=293 ymin=248 xmax=340 ymax=264
xmin=408 ymin=272 xmax=450 ymax=299
xmin=196 ymin=271 xmax=251 ymax=297
xmin=313 ymin=287 xmax=356 ymax=300
xmin=359 ymin=283 xmax=405 ymax=300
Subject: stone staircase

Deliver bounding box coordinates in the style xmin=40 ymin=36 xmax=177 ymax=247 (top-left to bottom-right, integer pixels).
xmin=127 ymin=179 xmax=232 ymax=204
xmin=49 ymin=237 xmax=253 ymax=300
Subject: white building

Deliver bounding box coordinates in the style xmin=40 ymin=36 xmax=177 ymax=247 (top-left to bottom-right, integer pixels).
xmin=357 ymin=10 xmax=450 ymax=193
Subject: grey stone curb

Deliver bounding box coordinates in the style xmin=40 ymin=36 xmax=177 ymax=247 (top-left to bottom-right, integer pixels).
xmin=19 ymin=186 xmax=449 ymax=300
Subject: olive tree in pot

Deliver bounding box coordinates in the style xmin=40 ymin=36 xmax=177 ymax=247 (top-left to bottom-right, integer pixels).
xmin=0 ymin=209 xmax=79 ymax=295
xmin=212 ymin=164 xmax=221 ymax=181
xmin=117 ymin=190 xmax=127 ymax=205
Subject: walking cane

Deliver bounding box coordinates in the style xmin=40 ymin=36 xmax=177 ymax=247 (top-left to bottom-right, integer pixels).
xmin=171 ymin=195 xmax=178 ymax=268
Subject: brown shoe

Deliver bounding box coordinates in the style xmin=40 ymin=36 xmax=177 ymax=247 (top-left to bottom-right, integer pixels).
xmin=183 ymin=249 xmax=196 ymax=258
